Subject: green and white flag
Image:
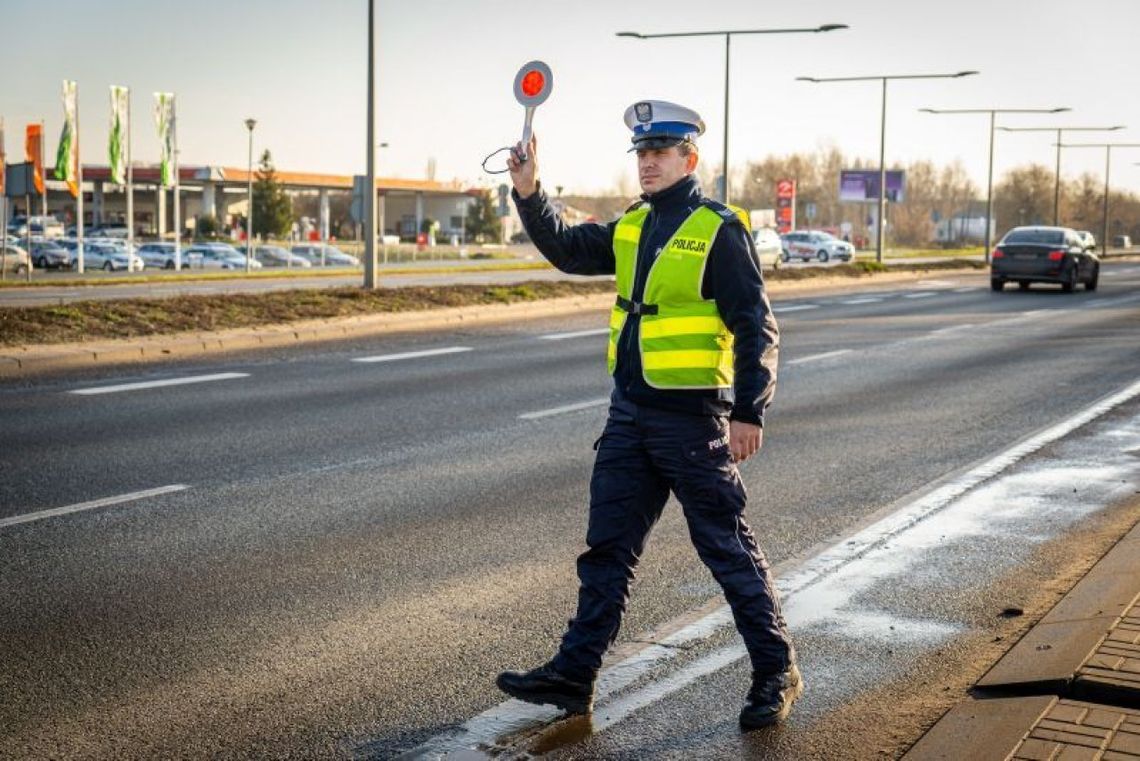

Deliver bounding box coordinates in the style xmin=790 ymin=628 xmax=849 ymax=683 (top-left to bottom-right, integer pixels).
xmin=53 ymin=80 xmax=79 ymax=196
xmin=154 ymin=92 xmax=176 ymax=188
xmin=109 ymin=86 xmax=129 ymax=185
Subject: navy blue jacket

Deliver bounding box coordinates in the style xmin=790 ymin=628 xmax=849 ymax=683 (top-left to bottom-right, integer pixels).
xmin=512 ymin=174 xmax=778 ymax=426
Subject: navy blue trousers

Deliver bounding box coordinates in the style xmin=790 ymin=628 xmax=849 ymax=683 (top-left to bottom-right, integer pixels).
xmin=551 ymin=394 xmax=794 ymax=681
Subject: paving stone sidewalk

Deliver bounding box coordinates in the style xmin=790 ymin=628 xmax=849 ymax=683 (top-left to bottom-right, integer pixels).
xmin=906 ymin=520 xmax=1140 ymax=760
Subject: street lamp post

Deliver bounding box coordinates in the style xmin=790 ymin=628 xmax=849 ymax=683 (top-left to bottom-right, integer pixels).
xmin=1057 ymin=142 xmax=1140 ymax=255
xmin=797 ymin=70 xmax=979 ymax=263
xmin=364 ymin=0 xmax=379 ymax=289
xmin=617 ymin=23 xmax=848 ymax=205
xmin=244 ymin=118 xmax=256 ymax=273
xmin=919 ymin=107 xmax=1069 ymax=262
xmin=997 ymin=125 xmax=1125 ymax=225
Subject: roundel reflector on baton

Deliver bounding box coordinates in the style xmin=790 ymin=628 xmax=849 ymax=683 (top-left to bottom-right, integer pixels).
xmin=514 ymin=61 xmax=553 ymax=107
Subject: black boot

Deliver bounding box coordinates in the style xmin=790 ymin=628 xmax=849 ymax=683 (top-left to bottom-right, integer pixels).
xmin=739 ymin=663 xmax=803 ymax=730
xmin=496 ymin=662 xmax=594 ymax=715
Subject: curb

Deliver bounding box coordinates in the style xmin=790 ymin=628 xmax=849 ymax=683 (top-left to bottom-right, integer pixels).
xmin=904 ymin=519 xmax=1140 ymax=759
xmin=976 ymin=523 xmax=1140 ymax=701
xmin=0 ymin=268 xmax=981 ymax=379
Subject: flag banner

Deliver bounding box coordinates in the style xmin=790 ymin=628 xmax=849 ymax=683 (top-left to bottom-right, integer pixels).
xmin=0 ymin=118 xmax=6 ymax=196
xmin=53 ymin=80 xmax=79 ymax=198
xmin=25 ymin=124 xmax=44 ymax=195
xmin=154 ymin=92 xmax=175 ymax=188
xmin=109 ymin=86 xmax=129 ymax=185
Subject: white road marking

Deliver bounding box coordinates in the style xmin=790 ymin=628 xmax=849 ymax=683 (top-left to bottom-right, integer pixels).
xmin=0 ymin=485 xmax=190 ymax=529
xmin=840 ymin=297 xmax=883 ymax=305
xmin=538 ymin=329 xmax=609 ymax=341
xmin=903 ymin=291 xmax=936 ymax=299
xmin=1089 ymin=293 xmax=1140 ymax=310
xmin=774 ymin=304 xmax=819 ymax=313
xmin=916 ymin=279 xmax=957 ymax=287
xmin=70 ymin=373 xmax=249 ymax=396
xmin=407 ymin=377 xmax=1140 ymax=757
xmin=519 ymin=398 xmax=610 ymax=420
xmin=927 ymin=323 xmax=976 ymax=336
xmin=953 ymin=287 xmax=975 ymax=293
xmin=787 ymin=349 xmax=852 ymax=366
xmin=352 ymin=346 xmax=472 ymax=363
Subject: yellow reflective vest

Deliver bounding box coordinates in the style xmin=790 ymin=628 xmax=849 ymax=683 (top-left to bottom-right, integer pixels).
xmin=608 ymin=204 xmax=735 ymax=389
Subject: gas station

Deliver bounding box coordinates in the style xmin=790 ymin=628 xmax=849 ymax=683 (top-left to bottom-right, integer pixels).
xmin=9 ymin=164 xmax=485 ymax=243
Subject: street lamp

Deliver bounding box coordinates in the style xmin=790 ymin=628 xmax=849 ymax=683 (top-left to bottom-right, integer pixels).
xmin=617 ymin=23 xmax=848 ymax=205
xmin=997 ymin=125 xmax=1125 ymax=225
xmin=919 ymin=107 xmax=1069 ymax=262
xmin=1057 ymin=142 xmax=1140 ymax=255
xmin=364 ymin=0 xmax=379 ymax=288
xmin=798 ymin=70 xmax=979 ymax=262
xmin=244 ymin=117 xmax=256 ymax=273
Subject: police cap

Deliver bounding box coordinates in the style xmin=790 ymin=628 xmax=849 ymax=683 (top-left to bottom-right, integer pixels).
xmin=623 ymin=100 xmax=706 ymax=152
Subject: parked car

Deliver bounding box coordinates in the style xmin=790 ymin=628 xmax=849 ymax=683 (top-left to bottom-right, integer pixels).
xmin=752 ymin=227 xmax=782 ymax=270
xmin=1112 ymin=234 xmax=1132 ymax=249
xmin=991 ymin=226 xmax=1098 ymax=292
xmin=136 ymin=242 xmax=184 ymax=269
xmin=245 ymin=245 xmax=311 ymax=268
xmin=87 ymin=225 xmax=129 ymax=239
xmin=71 ymin=241 xmax=145 ymax=272
xmin=182 ymin=243 xmax=263 ymax=270
xmin=7 ymin=215 xmax=65 ymax=238
xmin=1075 ymin=230 xmax=1097 ymax=252
xmin=780 ymin=230 xmax=854 ymax=263
xmin=21 ymin=238 xmax=72 ymax=270
xmin=291 ymin=244 xmax=360 ymax=267
xmin=0 ymin=243 xmax=31 ymax=275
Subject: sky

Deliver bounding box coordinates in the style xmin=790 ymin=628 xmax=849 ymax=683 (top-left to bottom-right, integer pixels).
xmin=2 ymin=0 xmax=1139 ymax=198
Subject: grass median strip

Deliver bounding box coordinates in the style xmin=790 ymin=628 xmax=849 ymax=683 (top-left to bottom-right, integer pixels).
xmin=0 ymin=260 xmax=985 ymax=347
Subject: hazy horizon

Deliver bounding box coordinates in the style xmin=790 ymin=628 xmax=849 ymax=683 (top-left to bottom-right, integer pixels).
xmin=2 ymin=0 xmax=1137 ymax=197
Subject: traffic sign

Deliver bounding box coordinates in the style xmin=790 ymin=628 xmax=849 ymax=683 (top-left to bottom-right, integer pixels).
xmin=497 ymin=183 xmax=510 ymax=217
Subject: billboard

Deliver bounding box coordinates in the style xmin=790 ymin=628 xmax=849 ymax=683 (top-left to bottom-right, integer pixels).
xmin=775 ymin=179 xmax=795 ymax=234
xmin=839 ymin=170 xmax=905 ymax=203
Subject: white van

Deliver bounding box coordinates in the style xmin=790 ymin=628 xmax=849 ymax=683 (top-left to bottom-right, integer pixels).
xmin=752 ymin=227 xmax=782 ymax=270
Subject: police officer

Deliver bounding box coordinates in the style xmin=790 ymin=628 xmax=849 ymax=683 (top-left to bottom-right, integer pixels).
xmin=496 ymin=101 xmax=799 ymax=730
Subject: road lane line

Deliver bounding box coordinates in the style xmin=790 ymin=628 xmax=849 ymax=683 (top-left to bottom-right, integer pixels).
xmin=407 ymin=376 xmax=1140 ymax=757
xmin=787 ymin=349 xmax=852 ymax=366
xmin=927 ymin=323 xmax=977 ymax=336
xmin=352 ymin=346 xmax=472 ymax=363
xmin=840 ymin=297 xmax=883 ymax=305
xmin=519 ymin=398 xmax=610 ymax=420
xmin=1089 ymin=293 xmax=1140 ymax=309
xmin=538 ymin=329 xmax=609 ymax=341
xmin=0 ymin=485 xmax=190 ymax=529
xmin=903 ymin=291 xmax=936 ymax=299
xmin=70 ymin=373 xmax=250 ymax=396
xmin=774 ymin=304 xmax=819 ymax=313
xmin=953 ymin=287 xmax=975 ymax=293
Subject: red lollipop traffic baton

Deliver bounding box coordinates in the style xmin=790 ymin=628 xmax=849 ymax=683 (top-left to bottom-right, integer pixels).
xmin=512 ymin=60 xmax=553 ymax=162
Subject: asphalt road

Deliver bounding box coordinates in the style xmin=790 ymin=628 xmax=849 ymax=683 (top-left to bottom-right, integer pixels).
xmin=2 ymin=263 xmax=1139 ymax=758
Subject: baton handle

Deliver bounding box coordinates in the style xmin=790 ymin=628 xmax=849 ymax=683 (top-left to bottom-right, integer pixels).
xmin=518 ymin=106 xmax=536 ymax=162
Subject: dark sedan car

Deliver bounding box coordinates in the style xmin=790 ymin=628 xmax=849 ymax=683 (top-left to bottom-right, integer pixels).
xmin=991 ymin=226 xmax=1099 ymax=293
